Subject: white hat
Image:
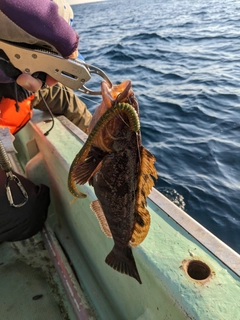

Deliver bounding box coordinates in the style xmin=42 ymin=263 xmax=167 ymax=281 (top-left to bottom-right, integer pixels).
xmin=52 ymin=0 xmax=74 ymax=25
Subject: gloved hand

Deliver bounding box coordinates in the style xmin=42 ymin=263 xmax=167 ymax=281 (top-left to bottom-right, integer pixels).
xmin=0 ymin=0 xmax=79 ymax=96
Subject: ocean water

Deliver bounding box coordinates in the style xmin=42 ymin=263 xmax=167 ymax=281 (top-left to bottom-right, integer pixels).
xmin=72 ymin=0 xmax=240 ymax=253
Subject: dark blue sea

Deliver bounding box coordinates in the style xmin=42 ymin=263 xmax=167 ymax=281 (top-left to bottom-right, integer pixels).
xmin=72 ymin=0 xmax=240 ymax=254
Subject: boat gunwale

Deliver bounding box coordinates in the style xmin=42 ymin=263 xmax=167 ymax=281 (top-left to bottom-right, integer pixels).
xmin=57 ymin=115 xmax=240 ymax=278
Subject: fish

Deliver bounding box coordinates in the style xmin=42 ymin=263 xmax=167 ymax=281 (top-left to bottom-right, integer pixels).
xmin=68 ymin=80 xmax=157 ymax=284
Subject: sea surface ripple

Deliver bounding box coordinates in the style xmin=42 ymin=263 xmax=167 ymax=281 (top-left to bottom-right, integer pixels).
xmin=72 ymin=0 xmax=240 ymax=253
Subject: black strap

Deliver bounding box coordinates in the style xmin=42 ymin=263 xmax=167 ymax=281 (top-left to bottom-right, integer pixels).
xmin=0 ymin=169 xmax=50 ymax=242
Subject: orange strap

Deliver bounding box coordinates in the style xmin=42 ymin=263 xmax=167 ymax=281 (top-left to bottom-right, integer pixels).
xmin=0 ymin=95 xmax=35 ymax=134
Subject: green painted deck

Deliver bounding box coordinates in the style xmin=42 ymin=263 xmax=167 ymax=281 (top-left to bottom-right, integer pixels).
xmin=0 ymin=239 xmax=73 ymax=320
xmin=2 ymin=110 xmax=240 ymax=320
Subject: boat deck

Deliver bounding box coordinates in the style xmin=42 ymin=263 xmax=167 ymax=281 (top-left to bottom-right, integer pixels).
xmin=1 ymin=110 xmax=239 ymax=320
xmin=0 ymin=239 xmax=71 ymax=320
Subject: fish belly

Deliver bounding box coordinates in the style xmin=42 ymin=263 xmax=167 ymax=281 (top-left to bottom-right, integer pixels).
xmin=92 ymin=139 xmax=142 ymax=283
xmin=93 ymin=147 xmax=138 ymax=245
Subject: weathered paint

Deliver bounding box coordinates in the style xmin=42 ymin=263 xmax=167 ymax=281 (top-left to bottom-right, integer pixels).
xmin=14 ymin=111 xmax=240 ymax=320
xmin=0 ymin=239 xmax=77 ymax=320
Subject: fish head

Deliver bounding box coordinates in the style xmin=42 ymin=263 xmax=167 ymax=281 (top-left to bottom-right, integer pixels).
xmin=88 ymin=80 xmax=138 ymax=134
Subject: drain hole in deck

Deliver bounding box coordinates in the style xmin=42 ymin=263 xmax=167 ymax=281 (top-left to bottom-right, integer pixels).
xmin=187 ymin=260 xmax=211 ymax=280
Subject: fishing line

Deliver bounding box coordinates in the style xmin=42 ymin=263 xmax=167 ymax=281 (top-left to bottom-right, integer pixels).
xmin=39 ymin=90 xmax=55 ymax=136
xmin=14 ymin=82 xmax=20 ymax=112
xmin=136 ymin=133 xmax=141 ymax=166
xmin=79 ymin=95 xmax=100 ymax=105
xmin=114 ymin=94 xmax=142 ymax=164
xmin=39 ymin=83 xmax=99 ymax=136
xmin=52 ymin=83 xmax=100 ymax=106
xmin=114 ymin=93 xmax=132 ymax=129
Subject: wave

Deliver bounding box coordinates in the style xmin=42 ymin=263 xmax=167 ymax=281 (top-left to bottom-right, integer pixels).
xmin=73 ymin=0 xmax=240 ymax=254
xmin=122 ymin=32 xmax=172 ymax=43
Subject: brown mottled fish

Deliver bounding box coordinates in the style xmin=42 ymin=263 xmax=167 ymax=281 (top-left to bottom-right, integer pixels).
xmin=68 ymin=80 xmax=157 ymax=284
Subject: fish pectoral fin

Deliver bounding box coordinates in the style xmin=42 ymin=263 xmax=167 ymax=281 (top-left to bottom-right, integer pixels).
xmin=73 ymin=147 xmax=107 ymax=185
xmin=90 ymin=200 xmax=112 ymax=238
xmin=73 ymin=156 xmax=100 ymax=185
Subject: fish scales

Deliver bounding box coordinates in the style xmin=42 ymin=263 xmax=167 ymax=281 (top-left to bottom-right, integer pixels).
xmin=69 ymin=80 xmax=157 ymax=284
xmin=90 ymin=124 xmax=141 ymax=282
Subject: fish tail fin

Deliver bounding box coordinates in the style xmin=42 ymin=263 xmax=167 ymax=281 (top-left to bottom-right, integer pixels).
xmin=105 ymin=245 xmax=142 ymax=284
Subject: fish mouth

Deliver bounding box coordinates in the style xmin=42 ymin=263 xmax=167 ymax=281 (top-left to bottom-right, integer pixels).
xmin=101 ymin=80 xmax=133 ymax=107
xmin=88 ymin=80 xmax=136 ymax=134
xmin=113 ymin=80 xmax=132 ymax=104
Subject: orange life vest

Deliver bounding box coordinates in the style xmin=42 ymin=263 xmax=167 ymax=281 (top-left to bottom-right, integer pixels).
xmin=0 ymin=94 xmax=35 ymax=134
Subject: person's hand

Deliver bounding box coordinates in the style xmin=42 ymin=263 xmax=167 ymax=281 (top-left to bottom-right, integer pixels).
xmin=16 ymin=74 xmax=55 ymax=92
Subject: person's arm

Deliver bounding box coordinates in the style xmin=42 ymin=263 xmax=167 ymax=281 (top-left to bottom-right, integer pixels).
xmin=0 ymin=0 xmax=79 ymax=57
xmin=33 ymin=83 xmax=92 ymax=133
xmin=0 ymin=0 xmax=79 ymax=91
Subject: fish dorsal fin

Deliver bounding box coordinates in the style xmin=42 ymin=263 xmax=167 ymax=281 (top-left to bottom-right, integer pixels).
xmin=130 ymin=146 xmax=158 ymax=247
xmin=90 ymin=200 xmax=112 ymax=238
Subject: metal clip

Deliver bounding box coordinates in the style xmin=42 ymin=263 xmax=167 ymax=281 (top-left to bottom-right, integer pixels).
xmin=0 ymin=39 xmax=112 ymax=95
xmin=5 ymin=171 xmax=28 ymax=207
xmin=77 ymin=63 xmax=112 ymax=95
xmin=0 ymin=139 xmax=28 ymax=207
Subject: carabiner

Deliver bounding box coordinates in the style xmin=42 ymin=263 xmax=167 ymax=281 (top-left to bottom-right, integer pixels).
xmin=5 ymin=172 xmax=28 ymax=207
xmin=0 ymin=139 xmax=28 ymax=207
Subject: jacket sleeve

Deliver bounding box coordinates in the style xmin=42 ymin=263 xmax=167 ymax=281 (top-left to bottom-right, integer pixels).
xmin=0 ymin=0 xmax=79 ymax=58
xmin=32 ymin=84 xmax=92 ymax=133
